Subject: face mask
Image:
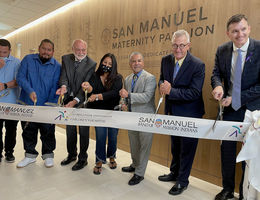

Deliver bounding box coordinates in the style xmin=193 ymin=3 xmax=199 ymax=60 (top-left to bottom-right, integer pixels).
xmin=101 ymin=65 xmax=112 ymax=73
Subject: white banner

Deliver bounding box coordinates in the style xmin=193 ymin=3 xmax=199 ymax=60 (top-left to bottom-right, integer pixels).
xmin=237 ymin=110 xmax=260 ymax=194
xmin=0 ymin=102 xmax=251 ymax=141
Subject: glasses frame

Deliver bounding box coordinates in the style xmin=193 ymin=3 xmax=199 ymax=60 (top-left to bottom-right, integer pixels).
xmin=172 ymin=43 xmax=189 ymax=50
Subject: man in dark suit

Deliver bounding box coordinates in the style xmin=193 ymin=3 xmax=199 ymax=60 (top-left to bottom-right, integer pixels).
xmin=57 ymin=39 xmax=96 ymax=171
xmin=158 ymin=30 xmax=205 ymax=196
xmin=211 ymin=14 xmax=260 ymax=200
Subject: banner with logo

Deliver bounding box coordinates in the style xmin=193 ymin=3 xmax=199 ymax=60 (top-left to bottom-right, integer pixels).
xmin=237 ymin=110 xmax=260 ymax=194
xmin=0 ymin=103 xmax=251 ymax=141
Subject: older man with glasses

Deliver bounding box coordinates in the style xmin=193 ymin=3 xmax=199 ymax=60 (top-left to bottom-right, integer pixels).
xmin=158 ymin=30 xmax=205 ymax=196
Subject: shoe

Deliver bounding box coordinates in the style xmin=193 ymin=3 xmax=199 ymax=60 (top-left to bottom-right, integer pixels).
xmin=17 ymin=157 xmax=36 ymax=168
xmin=93 ymin=163 xmax=102 ymax=175
xmin=72 ymin=160 xmax=88 ymax=171
xmin=60 ymin=156 xmax=76 ymax=166
xmin=215 ymin=189 xmax=234 ymax=200
xmin=122 ymin=165 xmax=135 ymax=172
xmin=158 ymin=172 xmax=177 ymax=182
xmin=44 ymin=158 xmax=54 ymax=168
xmin=128 ymin=174 xmax=144 ymax=185
xmin=5 ymin=154 xmax=15 ymax=163
xmin=109 ymin=158 xmax=117 ymax=169
xmin=169 ymin=183 xmax=187 ymax=195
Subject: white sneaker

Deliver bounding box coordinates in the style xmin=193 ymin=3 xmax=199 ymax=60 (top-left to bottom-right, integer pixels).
xmin=17 ymin=157 xmax=36 ymax=168
xmin=44 ymin=158 xmax=54 ymax=168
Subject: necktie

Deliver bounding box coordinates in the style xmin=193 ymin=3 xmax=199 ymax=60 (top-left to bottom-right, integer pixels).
xmin=131 ymin=74 xmax=138 ymax=92
xmin=74 ymin=61 xmax=80 ymax=69
xmin=232 ymin=49 xmax=242 ymax=111
xmin=173 ymin=61 xmax=180 ymax=80
xmin=73 ymin=61 xmax=81 ymax=92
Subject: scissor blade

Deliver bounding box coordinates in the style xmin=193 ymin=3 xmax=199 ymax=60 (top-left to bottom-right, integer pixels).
xmin=155 ymin=96 xmax=163 ymax=114
xmin=45 ymin=102 xmax=59 ymax=107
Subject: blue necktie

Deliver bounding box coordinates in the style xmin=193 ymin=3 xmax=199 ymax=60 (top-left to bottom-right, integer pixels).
xmin=232 ymin=49 xmax=242 ymax=111
xmin=173 ymin=62 xmax=180 ymax=80
xmin=131 ymin=74 xmax=138 ymax=92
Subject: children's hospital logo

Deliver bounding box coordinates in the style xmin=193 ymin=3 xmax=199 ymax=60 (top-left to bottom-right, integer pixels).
xmin=155 ymin=119 xmax=162 ymax=128
xmin=229 ymin=125 xmax=243 ymax=137
xmin=55 ymin=111 xmax=69 ymax=121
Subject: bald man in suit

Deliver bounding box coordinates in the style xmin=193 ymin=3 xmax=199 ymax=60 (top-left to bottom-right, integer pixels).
xmin=120 ymin=52 xmax=156 ymax=186
xmin=57 ymin=39 xmax=96 ymax=171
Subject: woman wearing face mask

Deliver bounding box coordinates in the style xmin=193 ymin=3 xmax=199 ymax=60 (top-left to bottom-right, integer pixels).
xmin=82 ymin=53 xmax=122 ymax=175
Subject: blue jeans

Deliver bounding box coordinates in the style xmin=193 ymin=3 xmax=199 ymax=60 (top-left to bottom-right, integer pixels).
xmin=95 ymin=127 xmax=118 ymax=163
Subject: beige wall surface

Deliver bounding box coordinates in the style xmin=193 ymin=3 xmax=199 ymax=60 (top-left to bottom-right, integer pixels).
xmin=7 ymin=0 xmax=260 ymax=191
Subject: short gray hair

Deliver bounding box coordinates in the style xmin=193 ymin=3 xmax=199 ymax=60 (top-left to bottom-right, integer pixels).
xmin=171 ymin=30 xmax=190 ymax=43
xmin=129 ymin=52 xmax=144 ymax=62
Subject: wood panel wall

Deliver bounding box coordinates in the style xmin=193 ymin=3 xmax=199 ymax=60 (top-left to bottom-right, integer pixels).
xmin=6 ymin=0 xmax=260 ymax=191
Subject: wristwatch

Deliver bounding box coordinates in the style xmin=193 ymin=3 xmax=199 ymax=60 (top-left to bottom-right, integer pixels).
xmin=95 ymin=95 xmax=99 ymax=101
xmin=4 ymin=83 xmax=8 ymax=89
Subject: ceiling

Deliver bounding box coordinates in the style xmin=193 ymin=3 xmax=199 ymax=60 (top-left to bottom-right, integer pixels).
xmin=0 ymin=0 xmax=75 ymax=38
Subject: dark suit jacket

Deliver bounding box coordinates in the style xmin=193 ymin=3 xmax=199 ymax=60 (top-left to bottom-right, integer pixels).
xmin=211 ymin=38 xmax=260 ymax=111
xmin=59 ymin=54 xmax=96 ymax=105
xmin=159 ymin=52 xmax=205 ymax=118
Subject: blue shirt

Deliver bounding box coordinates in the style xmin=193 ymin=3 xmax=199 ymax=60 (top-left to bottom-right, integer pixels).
xmin=0 ymin=55 xmax=21 ymax=104
xmin=17 ymin=54 xmax=61 ymax=106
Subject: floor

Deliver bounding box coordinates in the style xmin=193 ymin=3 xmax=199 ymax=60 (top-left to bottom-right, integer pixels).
xmin=0 ymin=125 xmax=234 ymax=200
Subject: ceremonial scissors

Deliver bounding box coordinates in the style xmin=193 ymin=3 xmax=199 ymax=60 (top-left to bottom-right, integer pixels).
xmin=45 ymin=95 xmax=64 ymax=107
xmin=212 ymin=100 xmax=224 ymax=131
xmin=155 ymin=96 xmax=163 ymax=114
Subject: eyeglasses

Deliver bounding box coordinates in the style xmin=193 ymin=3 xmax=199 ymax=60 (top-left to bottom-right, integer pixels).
xmin=172 ymin=43 xmax=189 ymax=50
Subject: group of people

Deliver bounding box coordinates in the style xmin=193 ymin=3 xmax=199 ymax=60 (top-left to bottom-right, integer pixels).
xmin=0 ymin=14 xmax=259 ymax=199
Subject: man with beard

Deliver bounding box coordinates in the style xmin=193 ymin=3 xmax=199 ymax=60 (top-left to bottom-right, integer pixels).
xmin=16 ymin=39 xmax=61 ymax=168
xmin=57 ymin=39 xmax=96 ymax=171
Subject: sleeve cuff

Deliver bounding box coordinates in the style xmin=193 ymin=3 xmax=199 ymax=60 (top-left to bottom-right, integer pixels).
xmin=74 ymin=97 xmax=80 ymax=103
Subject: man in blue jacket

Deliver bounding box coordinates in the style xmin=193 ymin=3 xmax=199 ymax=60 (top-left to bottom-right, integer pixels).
xmin=16 ymin=39 xmax=61 ymax=168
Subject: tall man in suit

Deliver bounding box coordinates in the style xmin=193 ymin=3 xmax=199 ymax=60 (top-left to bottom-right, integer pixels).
xmin=119 ymin=52 xmax=157 ymax=185
xmin=57 ymin=39 xmax=96 ymax=171
xmin=158 ymin=30 xmax=205 ymax=196
xmin=211 ymin=14 xmax=260 ymax=200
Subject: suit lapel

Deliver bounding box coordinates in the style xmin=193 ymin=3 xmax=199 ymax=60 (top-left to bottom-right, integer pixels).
xmin=225 ymin=43 xmax=233 ymax=82
xmin=242 ymin=38 xmax=255 ymax=80
xmin=133 ymin=70 xmax=145 ymax=92
xmin=68 ymin=54 xmax=76 ymax=82
xmin=169 ymin=54 xmax=175 ymax=84
xmin=125 ymin=74 xmax=133 ymax=92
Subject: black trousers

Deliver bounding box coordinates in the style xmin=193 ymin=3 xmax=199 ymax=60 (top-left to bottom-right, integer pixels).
xmin=0 ymin=119 xmax=18 ymax=157
xmin=170 ymin=136 xmax=198 ymax=187
xmin=21 ymin=122 xmax=56 ymax=158
xmin=221 ymin=106 xmax=246 ymax=195
xmin=66 ymin=125 xmax=89 ymax=161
